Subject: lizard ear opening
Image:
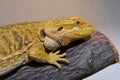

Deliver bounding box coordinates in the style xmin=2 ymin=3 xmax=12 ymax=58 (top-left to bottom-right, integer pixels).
xmin=40 ymin=29 xmax=46 ymax=37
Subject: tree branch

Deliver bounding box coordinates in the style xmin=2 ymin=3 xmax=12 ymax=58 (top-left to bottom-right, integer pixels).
xmin=1 ymin=30 xmax=119 ymax=80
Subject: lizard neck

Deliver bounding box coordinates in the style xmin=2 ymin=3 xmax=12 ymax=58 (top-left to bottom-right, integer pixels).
xmin=43 ymin=36 xmax=61 ymax=51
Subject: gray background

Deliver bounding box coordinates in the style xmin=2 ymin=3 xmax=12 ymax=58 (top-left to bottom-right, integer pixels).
xmin=0 ymin=0 xmax=120 ymax=80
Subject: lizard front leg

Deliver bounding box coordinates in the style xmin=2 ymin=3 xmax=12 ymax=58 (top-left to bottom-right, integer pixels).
xmin=28 ymin=44 xmax=69 ymax=68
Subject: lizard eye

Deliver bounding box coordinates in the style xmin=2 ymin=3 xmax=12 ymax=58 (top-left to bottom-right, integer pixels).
xmin=58 ymin=26 xmax=63 ymax=31
xmin=76 ymin=21 xmax=80 ymax=24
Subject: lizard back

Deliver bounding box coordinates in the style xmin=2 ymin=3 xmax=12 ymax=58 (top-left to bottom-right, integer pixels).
xmin=0 ymin=22 xmax=42 ymax=76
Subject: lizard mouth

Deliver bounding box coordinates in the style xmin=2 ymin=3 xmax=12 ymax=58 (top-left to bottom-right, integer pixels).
xmin=59 ymin=24 xmax=94 ymax=45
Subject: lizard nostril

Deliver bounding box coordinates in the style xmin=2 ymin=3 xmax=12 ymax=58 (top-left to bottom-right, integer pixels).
xmin=76 ymin=21 xmax=80 ymax=24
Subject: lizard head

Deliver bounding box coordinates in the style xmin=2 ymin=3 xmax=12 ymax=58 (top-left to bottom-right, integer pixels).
xmin=42 ymin=17 xmax=94 ymax=50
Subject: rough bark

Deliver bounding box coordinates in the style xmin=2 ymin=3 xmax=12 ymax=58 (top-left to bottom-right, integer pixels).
xmin=1 ymin=30 xmax=119 ymax=80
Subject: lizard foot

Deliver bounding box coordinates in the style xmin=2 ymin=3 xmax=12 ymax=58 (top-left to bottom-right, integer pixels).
xmin=48 ymin=50 xmax=69 ymax=69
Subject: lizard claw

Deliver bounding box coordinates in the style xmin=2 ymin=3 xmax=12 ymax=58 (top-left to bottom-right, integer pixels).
xmin=48 ymin=51 xmax=69 ymax=69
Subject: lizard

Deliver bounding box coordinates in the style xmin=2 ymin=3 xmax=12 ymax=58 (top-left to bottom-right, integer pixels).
xmin=0 ymin=16 xmax=94 ymax=76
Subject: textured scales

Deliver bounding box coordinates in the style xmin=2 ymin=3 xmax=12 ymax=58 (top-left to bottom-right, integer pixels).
xmin=0 ymin=17 xmax=94 ymax=76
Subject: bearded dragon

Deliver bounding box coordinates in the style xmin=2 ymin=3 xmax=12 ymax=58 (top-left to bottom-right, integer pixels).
xmin=0 ymin=17 xmax=94 ymax=76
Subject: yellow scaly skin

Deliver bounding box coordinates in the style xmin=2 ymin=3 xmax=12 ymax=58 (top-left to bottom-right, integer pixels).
xmin=0 ymin=17 xmax=94 ymax=76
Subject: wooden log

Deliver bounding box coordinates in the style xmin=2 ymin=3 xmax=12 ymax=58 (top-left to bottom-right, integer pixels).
xmin=1 ymin=30 xmax=119 ymax=80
